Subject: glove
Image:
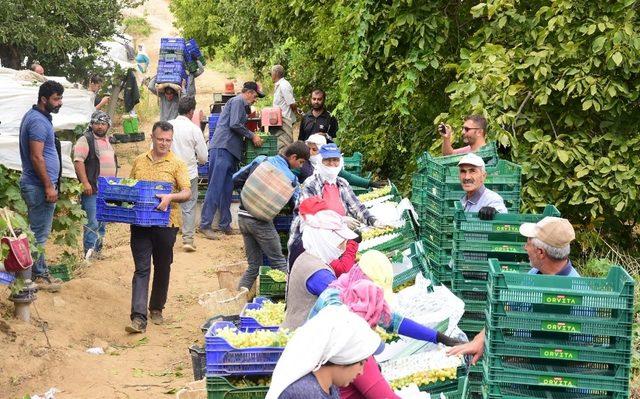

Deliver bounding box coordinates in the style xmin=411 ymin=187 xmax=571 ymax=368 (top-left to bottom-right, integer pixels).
xmin=436 ymin=332 xmax=465 ymax=347
xmin=370 ymin=180 xmax=386 ymax=188
xmin=354 ymin=232 xmax=363 ymax=244
xmin=478 ymin=206 xmax=497 ymax=220
xmin=343 ymin=216 xmax=361 ymax=230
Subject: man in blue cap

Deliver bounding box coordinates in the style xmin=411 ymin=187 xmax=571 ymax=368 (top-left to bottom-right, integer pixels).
xmin=287 ymin=143 xmax=383 ymax=267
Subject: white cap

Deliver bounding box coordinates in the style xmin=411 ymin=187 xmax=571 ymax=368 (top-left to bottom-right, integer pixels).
xmin=305 ymin=133 xmax=327 ymax=147
xmin=458 ymin=153 xmax=485 ymax=168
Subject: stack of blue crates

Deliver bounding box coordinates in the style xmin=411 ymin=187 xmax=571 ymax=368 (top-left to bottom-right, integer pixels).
xmin=185 ymin=38 xmax=205 ymax=73
xmin=157 ymin=38 xmax=188 ymax=84
xmin=208 ymin=113 xmax=221 ymax=142
xmin=96 ymin=177 xmax=172 ymax=226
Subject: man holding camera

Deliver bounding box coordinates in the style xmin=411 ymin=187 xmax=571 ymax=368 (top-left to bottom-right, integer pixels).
xmin=440 ymin=115 xmax=488 ymax=156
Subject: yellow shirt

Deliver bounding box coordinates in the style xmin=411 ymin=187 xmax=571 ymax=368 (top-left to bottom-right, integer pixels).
xmin=130 ymin=150 xmax=190 ymax=228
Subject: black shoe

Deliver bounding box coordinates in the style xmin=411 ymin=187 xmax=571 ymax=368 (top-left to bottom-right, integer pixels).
xmin=125 ymin=318 xmax=146 ymax=334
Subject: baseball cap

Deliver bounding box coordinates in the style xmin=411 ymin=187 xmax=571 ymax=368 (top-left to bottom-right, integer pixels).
xmin=519 ymin=217 xmax=575 ymax=248
xmin=319 ymin=143 xmax=342 ymax=159
xmin=458 ymin=153 xmax=485 ymax=168
xmin=305 ymin=133 xmax=327 ymax=148
xmin=242 ymin=81 xmax=265 ymax=98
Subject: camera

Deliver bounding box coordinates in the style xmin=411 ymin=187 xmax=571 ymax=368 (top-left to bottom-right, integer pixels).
xmin=438 ymin=123 xmax=446 ymax=135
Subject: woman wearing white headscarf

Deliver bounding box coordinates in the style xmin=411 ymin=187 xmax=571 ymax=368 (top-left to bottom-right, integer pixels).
xmin=282 ymin=197 xmax=358 ymax=330
xmin=267 ymin=305 xmax=384 ymax=399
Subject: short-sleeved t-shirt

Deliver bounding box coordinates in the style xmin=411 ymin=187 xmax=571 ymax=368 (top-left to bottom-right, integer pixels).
xmin=129 ymin=150 xmax=190 ymax=228
xmin=19 ymin=106 xmax=60 ymax=186
xmin=73 ymin=135 xmax=117 ymax=177
xmin=279 ymin=373 xmax=340 ymax=399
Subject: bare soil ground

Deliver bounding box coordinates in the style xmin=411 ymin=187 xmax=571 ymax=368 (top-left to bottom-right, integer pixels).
xmin=0 ymin=1 xmax=254 ymax=397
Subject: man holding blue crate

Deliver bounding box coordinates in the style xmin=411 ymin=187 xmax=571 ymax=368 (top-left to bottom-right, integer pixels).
xmin=199 ymin=81 xmax=264 ymax=240
xmin=126 ymin=121 xmax=192 ymax=334
xmin=448 ymin=216 xmax=578 ymax=363
xmin=168 ymin=96 xmax=208 ymax=252
xmin=73 ymin=110 xmax=118 ymax=261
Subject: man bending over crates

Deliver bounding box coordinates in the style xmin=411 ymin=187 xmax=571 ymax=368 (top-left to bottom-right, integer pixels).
xmin=457 ymin=153 xmax=507 ymax=220
xmin=73 ymin=110 xmax=118 ymax=261
xmin=448 ymin=216 xmax=578 ymax=363
xmin=232 ymin=141 xmax=310 ymax=291
xmin=126 ymin=121 xmax=192 ymax=334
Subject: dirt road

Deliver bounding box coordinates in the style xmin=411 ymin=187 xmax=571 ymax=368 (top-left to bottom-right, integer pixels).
xmin=0 ymin=1 xmax=253 ymax=397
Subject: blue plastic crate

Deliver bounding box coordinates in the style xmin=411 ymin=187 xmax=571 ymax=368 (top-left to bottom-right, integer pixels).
xmin=198 ymin=163 xmax=209 ymax=177
xmin=205 ymin=321 xmax=284 ymax=376
xmin=96 ymin=199 xmax=170 ymax=227
xmin=158 ymin=52 xmax=185 ymax=63
xmin=273 ymin=215 xmax=293 ymax=232
xmin=209 ymin=113 xmax=221 ymax=141
xmin=239 ymin=297 xmax=281 ymax=332
xmin=160 ymin=37 xmax=186 ymax=52
xmin=0 ymin=271 xmax=15 ymax=285
xmin=158 ymin=60 xmax=185 ymax=74
xmin=186 ymin=38 xmax=203 ymax=59
xmin=97 ymin=177 xmax=172 ymax=202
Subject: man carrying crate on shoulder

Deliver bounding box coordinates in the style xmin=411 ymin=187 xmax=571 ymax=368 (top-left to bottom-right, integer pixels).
xmin=448 ymin=217 xmax=578 ymax=363
xmin=232 ymin=141 xmax=310 ymax=292
xmin=126 ymin=121 xmax=192 ymax=334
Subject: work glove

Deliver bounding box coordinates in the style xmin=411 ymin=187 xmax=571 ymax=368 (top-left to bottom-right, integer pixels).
xmin=436 ymin=332 xmax=465 ymax=347
xmin=478 ymin=206 xmax=497 ymax=220
xmin=370 ymin=180 xmax=386 ymax=189
xmin=343 ymin=216 xmax=362 ymax=230
xmin=354 ymin=232 xmax=363 ymax=244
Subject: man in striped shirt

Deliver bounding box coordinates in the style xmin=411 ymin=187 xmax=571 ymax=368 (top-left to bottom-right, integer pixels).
xmin=73 ymin=111 xmax=118 ymax=260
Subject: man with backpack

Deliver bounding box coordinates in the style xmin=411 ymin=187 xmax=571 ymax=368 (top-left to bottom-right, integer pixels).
xmin=232 ymin=141 xmax=310 ymax=291
xmin=73 ymin=110 xmax=118 ymax=261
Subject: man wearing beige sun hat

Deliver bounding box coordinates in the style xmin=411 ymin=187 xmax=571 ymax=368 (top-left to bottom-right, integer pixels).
xmin=448 ymin=216 xmax=578 ymax=364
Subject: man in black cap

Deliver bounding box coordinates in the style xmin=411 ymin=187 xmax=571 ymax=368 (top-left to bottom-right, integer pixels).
xmin=199 ymin=81 xmax=264 ymax=239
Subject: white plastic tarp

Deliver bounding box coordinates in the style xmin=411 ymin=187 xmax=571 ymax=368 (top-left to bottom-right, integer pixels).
xmin=0 ymin=136 xmax=76 ymax=179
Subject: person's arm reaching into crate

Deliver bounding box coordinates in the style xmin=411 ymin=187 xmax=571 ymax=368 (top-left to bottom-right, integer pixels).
xmin=230 ymin=85 xmax=263 ymax=147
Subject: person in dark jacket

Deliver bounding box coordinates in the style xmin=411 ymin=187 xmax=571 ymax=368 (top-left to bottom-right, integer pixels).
xmin=298 ymin=89 xmax=339 ymax=142
xmin=73 ymin=111 xmax=118 ymax=260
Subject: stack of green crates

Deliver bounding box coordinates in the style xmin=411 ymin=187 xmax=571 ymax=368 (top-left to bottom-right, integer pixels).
xmin=343 ymin=152 xmax=363 ymax=175
xmin=483 ymin=259 xmax=635 ymax=398
xmin=206 ymin=375 xmax=268 ymax=398
xmin=244 ymin=134 xmax=278 ymax=164
xmin=452 ymin=204 xmax=561 ymax=338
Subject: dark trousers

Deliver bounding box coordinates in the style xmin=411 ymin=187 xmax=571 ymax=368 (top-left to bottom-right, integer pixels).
xmin=238 ymin=215 xmax=288 ymax=289
xmin=130 ymin=225 xmax=178 ymax=323
xmin=200 ymin=148 xmax=238 ymax=230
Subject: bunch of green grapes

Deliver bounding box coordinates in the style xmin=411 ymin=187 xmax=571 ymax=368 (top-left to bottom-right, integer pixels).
xmin=245 ymin=301 xmax=286 ymax=326
xmin=265 ymin=268 xmax=287 ymax=282
xmin=357 ymin=185 xmax=391 ymax=202
xmin=361 ymin=227 xmax=396 ymax=241
xmin=389 ymin=367 xmax=458 ymax=390
xmin=376 ymin=327 xmax=399 ymax=343
xmin=392 ymin=281 xmax=414 ymax=293
xmin=228 ymin=377 xmax=271 ymax=387
xmin=215 ymin=326 xmax=291 ymax=348
xmin=111 ymin=178 xmax=139 ymax=186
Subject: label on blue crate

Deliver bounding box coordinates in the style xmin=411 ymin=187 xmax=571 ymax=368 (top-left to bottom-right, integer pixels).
xmin=538 ymin=376 xmax=576 ymax=387
xmin=541 ymin=320 xmax=581 ymax=333
xmin=493 ymin=224 xmax=519 ymax=232
xmin=542 ymin=293 xmax=582 ymax=305
xmin=539 ymin=348 xmax=578 ymax=360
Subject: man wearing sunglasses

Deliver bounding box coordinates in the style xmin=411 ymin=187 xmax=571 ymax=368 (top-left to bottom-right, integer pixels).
xmin=440 ymin=115 xmax=488 ymax=156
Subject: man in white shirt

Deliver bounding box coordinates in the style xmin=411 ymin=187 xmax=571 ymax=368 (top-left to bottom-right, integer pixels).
xmin=168 ymin=96 xmax=208 ymax=251
xmin=271 ymin=65 xmax=300 ymax=151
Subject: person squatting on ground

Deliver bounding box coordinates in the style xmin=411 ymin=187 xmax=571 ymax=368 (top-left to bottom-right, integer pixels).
xmin=126 ymin=121 xmax=191 ymax=334
xmin=233 ymin=141 xmax=310 ymax=290
xmin=167 ymin=96 xmax=208 ymax=252
xmin=18 ymin=80 xmax=65 ymax=292
xmin=73 ymin=110 xmax=118 ymax=261
xmin=199 ymin=82 xmax=264 ymax=240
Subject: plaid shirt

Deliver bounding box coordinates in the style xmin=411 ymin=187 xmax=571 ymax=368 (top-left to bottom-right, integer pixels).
xmin=287 ymin=174 xmax=376 ymax=248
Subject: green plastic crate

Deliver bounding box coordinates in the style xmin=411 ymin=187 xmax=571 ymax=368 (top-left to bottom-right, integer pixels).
xmin=420 ymin=226 xmax=453 ymax=250
xmin=486 ymin=328 xmax=632 ymax=365
xmin=455 ymin=259 xmax=530 ymax=274
xmin=482 ymin=355 xmax=630 ymax=393
xmin=244 ymin=135 xmax=278 ymax=163
xmin=392 ymin=241 xmax=434 ymax=288
xmin=122 ymin=115 xmax=139 ymax=134
xmin=487 ymin=260 xmax=635 ymax=311
xmin=481 ymin=382 xmax=629 ymax=399
xmin=413 ymin=177 xmax=521 ymax=200
xmin=454 ymin=204 xmax=560 ymax=233
xmin=413 ymin=189 xmax=521 ymax=217
xmin=257 ymin=266 xmax=286 ymax=298
xmin=49 ymin=264 xmax=72 ymax=282
xmin=363 ymin=218 xmax=417 ymax=256
xmin=206 ymin=376 xmax=269 ymax=399
xmin=416 ymin=142 xmax=498 ymax=175
xmin=343 ymin=152 xmax=363 ymax=175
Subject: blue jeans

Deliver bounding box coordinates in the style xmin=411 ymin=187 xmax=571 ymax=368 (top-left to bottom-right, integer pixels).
xmin=19 ymin=181 xmax=56 ymax=279
xmin=81 ymin=194 xmax=106 ymax=255
xmin=200 ymin=148 xmax=238 ymax=230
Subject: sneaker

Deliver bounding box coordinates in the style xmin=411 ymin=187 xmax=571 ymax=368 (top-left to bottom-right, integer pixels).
xmin=198 ymin=227 xmax=218 ymax=240
xmin=149 ymin=310 xmax=164 ymax=325
xmin=182 ymin=242 xmax=196 ymax=252
xmin=125 ymin=318 xmax=146 ymax=334
xmin=33 ymin=276 xmax=61 ymax=293
xmin=85 ymin=248 xmax=94 ymax=261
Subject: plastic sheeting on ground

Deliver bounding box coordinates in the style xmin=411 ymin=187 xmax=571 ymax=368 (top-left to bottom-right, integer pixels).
xmin=0 ymin=136 xmax=77 ymax=179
